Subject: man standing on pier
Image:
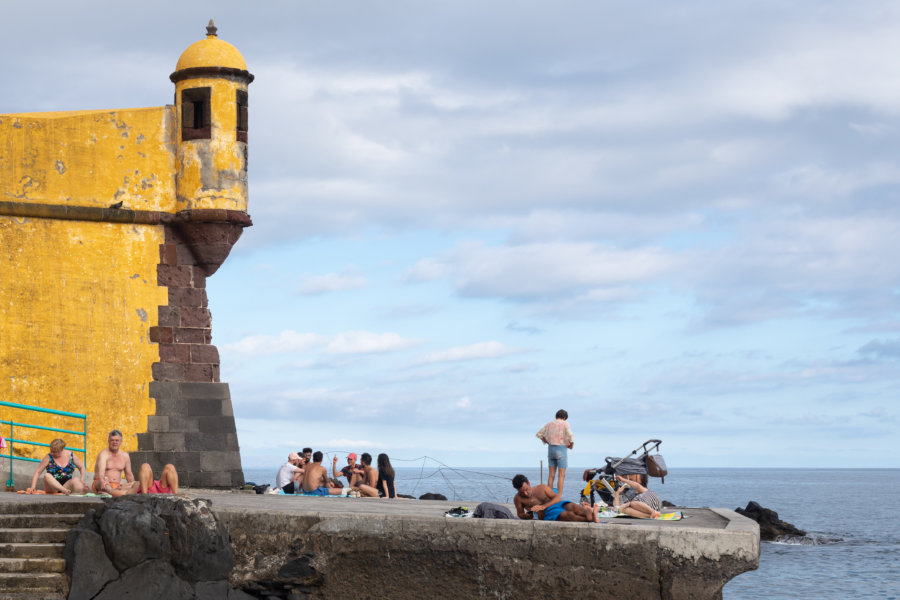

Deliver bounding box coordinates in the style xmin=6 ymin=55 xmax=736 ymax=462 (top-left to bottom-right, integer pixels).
xmin=512 ymin=474 xmax=599 ymax=522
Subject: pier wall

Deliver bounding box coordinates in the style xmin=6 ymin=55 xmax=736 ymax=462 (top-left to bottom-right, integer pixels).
xmin=213 ymin=500 xmax=760 ymax=600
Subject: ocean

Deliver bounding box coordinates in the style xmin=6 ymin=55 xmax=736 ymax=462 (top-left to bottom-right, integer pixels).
xmin=243 ymin=464 xmax=900 ymax=599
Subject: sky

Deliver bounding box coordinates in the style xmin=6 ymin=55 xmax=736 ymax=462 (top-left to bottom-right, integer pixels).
xmin=3 ymin=1 xmax=899 ymax=469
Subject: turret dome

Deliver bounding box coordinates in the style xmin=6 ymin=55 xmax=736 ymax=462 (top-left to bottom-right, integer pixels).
xmin=171 ymin=20 xmax=253 ymax=83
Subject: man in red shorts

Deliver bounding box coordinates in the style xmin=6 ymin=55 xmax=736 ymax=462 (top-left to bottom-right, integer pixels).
xmin=108 ymin=462 xmax=179 ymax=496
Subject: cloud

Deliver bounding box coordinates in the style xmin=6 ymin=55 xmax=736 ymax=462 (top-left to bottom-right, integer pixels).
xmin=407 ymin=241 xmax=679 ymax=302
xmin=325 ymin=331 xmax=425 ymax=355
xmin=297 ymin=271 xmax=367 ymax=295
xmin=221 ymin=331 xmax=326 ymax=356
xmin=417 ymin=341 xmax=525 ymax=364
xmin=456 ymin=396 xmax=471 ymax=409
xmin=222 ymin=330 xmax=424 ymax=357
xmin=858 ymin=339 xmax=900 ymax=360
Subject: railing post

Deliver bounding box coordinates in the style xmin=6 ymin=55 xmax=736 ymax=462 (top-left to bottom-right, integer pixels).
xmin=5 ymin=422 xmax=13 ymax=491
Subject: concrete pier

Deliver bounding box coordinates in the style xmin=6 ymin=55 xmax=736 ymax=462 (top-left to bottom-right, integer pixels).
xmin=0 ymin=491 xmax=758 ymax=600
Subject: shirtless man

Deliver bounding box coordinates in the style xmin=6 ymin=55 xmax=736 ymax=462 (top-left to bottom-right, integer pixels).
xmin=91 ymin=430 xmax=134 ymax=493
xmin=300 ymin=451 xmax=344 ymax=496
xmin=352 ymin=453 xmax=379 ymax=496
xmin=512 ymin=474 xmax=599 ymax=522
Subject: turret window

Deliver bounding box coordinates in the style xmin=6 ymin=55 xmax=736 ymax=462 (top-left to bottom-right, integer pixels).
xmin=236 ymin=90 xmax=248 ymax=143
xmin=181 ymin=87 xmax=211 ymax=141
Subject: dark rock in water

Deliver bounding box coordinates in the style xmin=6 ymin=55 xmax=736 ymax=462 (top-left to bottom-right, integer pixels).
xmin=662 ymin=499 xmax=676 ymax=508
xmin=93 ymin=559 xmax=193 ymax=600
xmin=419 ymin=492 xmax=448 ymax=500
xmin=735 ymin=501 xmax=806 ymax=541
xmin=65 ymin=528 xmax=119 ymax=600
xmin=397 ymin=493 xmax=415 ymax=499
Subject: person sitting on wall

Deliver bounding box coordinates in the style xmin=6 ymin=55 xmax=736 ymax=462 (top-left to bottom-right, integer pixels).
xmin=612 ymin=474 xmax=662 ymax=519
xmin=275 ymin=452 xmax=305 ymax=494
xmin=107 ymin=463 xmax=180 ymax=496
xmin=300 ymin=451 xmax=345 ymax=496
xmin=91 ymin=429 xmax=135 ymax=493
xmin=352 ymin=452 xmax=379 ymax=495
xmin=27 ymin=438 xmax=87 ymax=495
xmin=512 ymin=474 xmax=599 ymax=523
xmin=301 ymin=447 xmax=313 ymax=463
xmin=332 ymin=452 xmax=363 ymax=487
xmin=358 ymin=453 xmax=397 ymax=499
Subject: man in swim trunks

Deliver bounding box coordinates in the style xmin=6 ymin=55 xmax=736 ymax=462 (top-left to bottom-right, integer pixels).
xmin=92 ymin=429 xmax=134 ymax=493
xmin=512 ymin=474 xmax=599 ymax=522
xmin=107 ymin=462 xmax=179 ymax=497
xmin=301 ymin=451 xmax=345 ymax=496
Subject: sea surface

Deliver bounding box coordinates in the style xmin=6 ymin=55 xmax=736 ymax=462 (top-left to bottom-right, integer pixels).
xmin=243 ymin=464 xmax=900 ymax=599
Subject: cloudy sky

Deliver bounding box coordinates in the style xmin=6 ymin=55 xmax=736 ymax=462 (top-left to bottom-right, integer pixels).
xmin=5 ymin=1 xmax=899 ymax=469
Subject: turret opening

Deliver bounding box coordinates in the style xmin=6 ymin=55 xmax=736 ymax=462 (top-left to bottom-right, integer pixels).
xmin=236 ymin=89 xmax=248 ymax=143
xmin=181 ymin=87 xmax=211 ymax=141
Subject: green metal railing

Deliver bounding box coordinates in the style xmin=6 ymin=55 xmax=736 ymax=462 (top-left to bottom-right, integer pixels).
xmin=1 ymin=400 xmax=87 ymax=489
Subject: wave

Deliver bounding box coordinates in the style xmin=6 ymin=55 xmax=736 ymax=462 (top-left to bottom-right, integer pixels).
xmin=769 ymin=532 xmax=844 ymax=546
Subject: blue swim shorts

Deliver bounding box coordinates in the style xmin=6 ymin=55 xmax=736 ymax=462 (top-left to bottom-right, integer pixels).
xmin=300 ymin=487 xmax=330 ymax=496
xmin=542 ymin=500 xmax=573 ymax=521
xmin=547 ymin=444 xmax=568 ymax=469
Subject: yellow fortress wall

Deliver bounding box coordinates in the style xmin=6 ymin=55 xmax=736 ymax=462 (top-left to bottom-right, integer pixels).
xmin=0 ymin=218 xmax=166 ymax=463
xmin=0 ymin=21 xmax=252 ymax=489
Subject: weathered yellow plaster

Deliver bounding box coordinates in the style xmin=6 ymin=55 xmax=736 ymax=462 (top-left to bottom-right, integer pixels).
xmin=0 ymin=216 xmax=167 ymax=461
xmin=0 ymin=107 xmax=177 ymax=212
xmin=174 ymin=77 xmax=249 ymax=212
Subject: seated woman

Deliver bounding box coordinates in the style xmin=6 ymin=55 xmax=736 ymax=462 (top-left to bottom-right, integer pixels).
xmin=358 ymin=453 xmax=397 ymax=499
xmin=612 ymin=474 xmax=662 ymax=518
xmin=28 ymin=438 xmax=87 ymax=495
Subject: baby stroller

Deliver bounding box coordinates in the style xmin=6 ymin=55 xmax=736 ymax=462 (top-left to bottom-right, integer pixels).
xmin=580 ymin=439 xmax=667 ymax=507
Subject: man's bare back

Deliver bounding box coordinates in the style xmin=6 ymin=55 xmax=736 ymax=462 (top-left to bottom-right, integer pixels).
xmin=301 ymin=462 xmax=329 ymax=492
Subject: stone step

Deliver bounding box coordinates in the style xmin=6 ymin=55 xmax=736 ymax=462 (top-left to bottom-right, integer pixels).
xmin=0 ymin=543 xmax=65 ymax=558
xmin=0 ymin=557 xmax=66 ymax=574
xmin=0 ymin=594 xmax=66 ymax=600
xmin=0 ymin=572 xmax=67 ymax=594
xmin=0 ymin=498 xmax=99 ymax=515
xmin=0 ymin=514 xmax=83 ymax=528
xmin=0 ymin=529 xmax=69 ymax=544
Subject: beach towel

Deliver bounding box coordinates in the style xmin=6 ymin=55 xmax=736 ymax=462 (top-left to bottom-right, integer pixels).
xmin=598 ymin=509 xmax=683 ymax=521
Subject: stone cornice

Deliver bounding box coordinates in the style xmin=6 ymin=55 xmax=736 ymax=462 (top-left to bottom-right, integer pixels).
xmin=0 ymin=201 xmax=252 ymax=227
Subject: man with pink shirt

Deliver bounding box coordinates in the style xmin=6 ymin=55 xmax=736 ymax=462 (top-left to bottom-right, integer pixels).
xmin=536 ymin=409 xmax=574 ymax=495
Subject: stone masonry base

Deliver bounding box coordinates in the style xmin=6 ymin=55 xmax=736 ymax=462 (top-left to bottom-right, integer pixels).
xmin=133 ymin=381 xmax=244 ymax=489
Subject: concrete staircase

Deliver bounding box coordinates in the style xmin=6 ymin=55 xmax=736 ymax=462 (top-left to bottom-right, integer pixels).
xmin=0 ymin=501 xmax=89 ymax=600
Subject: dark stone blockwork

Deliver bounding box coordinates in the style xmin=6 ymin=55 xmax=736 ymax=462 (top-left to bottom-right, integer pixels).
xmin=134 ymin=381 xmax=244 ymax=489
xmin=138 ymin=216 xmax=249 ymax=489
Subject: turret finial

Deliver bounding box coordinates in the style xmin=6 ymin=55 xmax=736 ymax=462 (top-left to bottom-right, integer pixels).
xmin=206 ymin=19 xmax=218 ymax=38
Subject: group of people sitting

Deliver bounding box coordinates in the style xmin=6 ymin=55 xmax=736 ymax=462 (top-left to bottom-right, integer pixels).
xmin=26 ymin=430 xmax=178 ymax=496
xmin=511 ymin=472 xmax=663 ymax=522
xmin=275 ymin=448 xmax=397 ymax=499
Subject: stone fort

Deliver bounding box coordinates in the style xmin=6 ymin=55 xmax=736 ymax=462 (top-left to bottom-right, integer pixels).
xmin=0 ymin=22 xmax=251 ymax=488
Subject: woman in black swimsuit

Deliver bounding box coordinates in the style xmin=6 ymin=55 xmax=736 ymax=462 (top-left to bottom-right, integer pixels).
xmin=27 ymin=438 xmax=87 ymax=494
